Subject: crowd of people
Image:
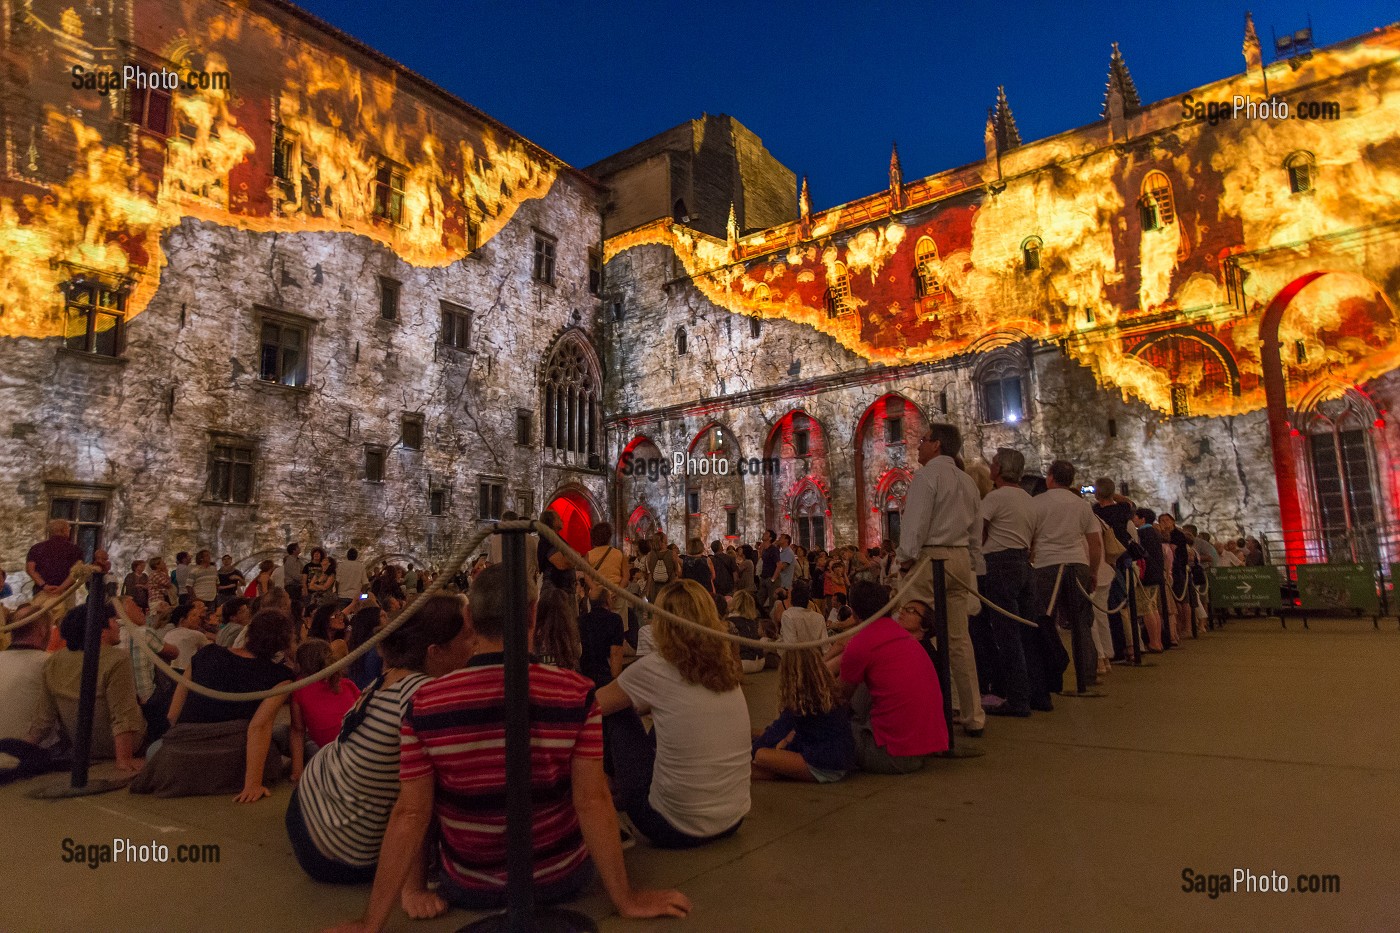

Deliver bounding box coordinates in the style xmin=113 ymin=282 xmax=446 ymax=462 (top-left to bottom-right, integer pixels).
xmin=0 ymin=426 xmax=1256 ymax=930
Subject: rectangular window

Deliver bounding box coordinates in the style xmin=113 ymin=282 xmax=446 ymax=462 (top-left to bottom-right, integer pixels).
xmin=687 ymin=490 xmax=701 ymax=515
xmin=48 ymin=492 xmax=107 ymax=562
xmin=466 ymin=216 xmax=480 ymax=253
xmin=515 ymin=410 xmax=533 ymax=447
xmin=302 ymin=164 xmax=322 ymax=217
xmin=516 ymin=489 xmax=535 ymax=518
xmin=440 ymin=301 xmax=471 ymax=351
xmin=725 ymin=509 xmax=738 ymax=536
xmin=273 ymin=127 xmax=297 ymax=202
xmin=533 ymin=232 xmax=556 ymax=285
xmin=208 ymin=441 xmax=255 ymax=505
xmin=478 ymin=480 xmax=505 ymax=521
xmin=429 ymin=487 xmax=447 ymax=516
xmin=588 ymin=249 xmax=603 ymax=296
xmin=373 ymin=164 xmax=405 ymax=224
xmin=984 ymin=377 xmax=1025 ymax=424
xmin=258 ymin=315 xmax=309 ymax=387
xmin=378 ymin=276 xmax=400 ymax=321
xmin=364 ymin=446 xmax=386 ymax=483
xmin=793 ymin=428 xmax=810 ymax=457
xmin=126 ymin=74 xmax=172 ymax=135
xmin=884 ymin=397 xmax=904 ymax=444
xmin=401 ymin=413 xmax=424 ymax=450
xmin=63 ymin=282 xmax=126 ymax=357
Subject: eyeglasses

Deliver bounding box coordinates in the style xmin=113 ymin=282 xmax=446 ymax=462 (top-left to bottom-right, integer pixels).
xmin=901 ymin=605 xmax=926 ymax=619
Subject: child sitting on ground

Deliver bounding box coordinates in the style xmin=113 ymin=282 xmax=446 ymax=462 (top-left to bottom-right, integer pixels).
xmin=288 ymin=638 xmax=359 ymax=782
xmin=750 ymin=644 xmax=857 ymax=784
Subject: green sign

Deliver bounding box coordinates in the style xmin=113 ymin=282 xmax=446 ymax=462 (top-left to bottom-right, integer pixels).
xmin=1208 ymin=566 xmax=1283 ymax=610
xmin=1296 ymin=563 xmax=1379 ymax=614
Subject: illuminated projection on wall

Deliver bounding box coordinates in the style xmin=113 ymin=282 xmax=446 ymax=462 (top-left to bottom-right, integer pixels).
xmin=605 ymin=27 xmax=1400 ymax=419
xmin=0 ymin=2 xmax=561 ymax=341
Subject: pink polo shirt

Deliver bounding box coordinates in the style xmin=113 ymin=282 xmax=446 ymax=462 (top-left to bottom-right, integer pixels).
xmin=840 ymin=616 xmax=949 ymax=757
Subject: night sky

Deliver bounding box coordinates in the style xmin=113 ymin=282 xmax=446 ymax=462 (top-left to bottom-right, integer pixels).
xmin=290 ymin=1 xmax=1397 ymax=210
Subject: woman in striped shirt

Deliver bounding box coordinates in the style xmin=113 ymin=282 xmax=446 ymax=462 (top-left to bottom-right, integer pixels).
xmin=285 ymin=595 xmax=473 ymax=884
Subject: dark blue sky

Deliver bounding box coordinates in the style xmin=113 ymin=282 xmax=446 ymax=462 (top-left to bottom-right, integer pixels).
xmin=293 ymin=1 xmax=1396 ymax=209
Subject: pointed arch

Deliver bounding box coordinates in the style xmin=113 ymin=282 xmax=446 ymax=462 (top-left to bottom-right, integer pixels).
xmin=915 ymin=236 xmax=943 ymax=298
xmin=541 ymin=329 xmax=602 ymax=461
xmin=1139 ymin=169 xmax=1175 ymax=230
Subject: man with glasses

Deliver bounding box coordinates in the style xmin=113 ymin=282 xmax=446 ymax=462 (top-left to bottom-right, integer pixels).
xmin=897 ymin=423 xmax=985 ymax=738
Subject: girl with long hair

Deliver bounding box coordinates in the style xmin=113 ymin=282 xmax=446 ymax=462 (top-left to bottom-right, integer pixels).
xmin=534 ymin=584 xmax=581 ymax=670
xmin=596 ymin=579 xmax=751 ymax=849
xmin=724 ymin=589 xmax=767 ymax=674
xmin=751 ymin=647 xmax=856 ymax=783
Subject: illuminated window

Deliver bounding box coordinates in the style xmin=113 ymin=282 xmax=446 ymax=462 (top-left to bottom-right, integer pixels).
xmin=980 ymin=358 xmax=1025 ymax=424
xmin=1170 ymin=385 xmax=1190 ymax=417
xmin=440 ymin=301 xmax=472 ymax=351
xmin=1285 ymin=151 xmax=1315 ymax=194
xmin=401 ymin=413 xmax=424 ymax=450
xmin=208 ymin=439 xmax=255 ymax=505
xmin=532 ymin=232 xmax=556 ymax=284
xmin=1139 ymin=170 xmax=1175 ymax=230
xmin=272 ymin=127 xmax=297 ymax=204
xmin=378 ymin=276 xmax=400 ymax=321
xmin=914 ymin=237 xmax=944 ymax=299
xmin=373 ymin=164 xmax=405 ymax=224
xmin=364 ymin=446 xmax=386 ymax=483
xmin=676 ymin=326 xmax=688 ymax=356
xmin=63 ymin=281 xmax=125 ymax=357
xmin=827 ymin=262 xmax=852 ymax=317
xmin=478 ymin=479 xmax=505 ymax=521
xmin=1021 ymin=236 xmax=1042 ymax=272
xmin=588 ymin=249 xmax=603 ymax=295
xmin=466 ymin=215 xmax=480 ymax=253
xmin=753 ymin=284 xmax=770 ymax=304
xmin=258 ymin=313 xmax=309 ymax=387
xmin=126 ymin=72 xmax=171 ymax=135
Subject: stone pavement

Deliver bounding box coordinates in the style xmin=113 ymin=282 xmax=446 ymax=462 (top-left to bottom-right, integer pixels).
xmin=3 ymin=617 xmax=1397 ymax=932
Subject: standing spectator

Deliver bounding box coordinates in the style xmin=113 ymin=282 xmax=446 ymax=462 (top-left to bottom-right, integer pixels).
xmin=644 ymin=532 xmax=680 ymax=602
xmin=1092 ymin=478 xmax=1136 ymax=663
xmin=337 ymin=548 xmax=367 ymax=607
xmin=163 ymin=602 xmax=212 ymax=671
xmin=709 ymin=540 xmax=736 ymax=598
xmin=122 ymin=559 xmax=149 ymax=611
xmin=145 ymin=556 xmax=176 ymax=609
xmin=244 ymin=560 xmax=275 ymax=600
xmin=734 ymin=545 xmax=757 ymax=595
xmin=189 ymin=550 xmax=219 ymax=606
xmin=25 ymin=519 xmax=85 ymax=604
xmin=1159 ymin=513 xmax=1193 ymax=640
xmin=216 ymin=555 xmax=245 ymax=608
xmin=534 ymin=585 xmax=581 ymax=671
xmin=172 ymin=552 xmax=194 ymax=604
xmin=536 ymin=510 xmax=577 ymax=593
xmin=897 ymin=423 xmax=985 ymax=737
xmin=775 ymin=534 xmax=796 ymax=592
xmin=980 ymin=448 xmax=1041 ymax=716
xmin=758 ymin=530 xmax=780 ymax=606
xmin=1029 ymin=461 xmax=1103 ymax=695
xmin=585 ymin=523 xmax=626 ymax=603
xmin=1131 ymin=509 xmax=1166 ymax=651
xmin=283 ymin=543 xmax=304 ymax=610
xmin=306 ymin=555 xmax=338 ymax=611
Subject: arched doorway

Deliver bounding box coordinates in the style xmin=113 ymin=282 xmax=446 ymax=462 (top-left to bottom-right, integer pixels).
xmin=764 ymin=409 xmax=829 ymax=534
xmin=854 ymin=393 xmax=927 ymax=547
xmin=545 ymin=488 xmax=596 ymax=555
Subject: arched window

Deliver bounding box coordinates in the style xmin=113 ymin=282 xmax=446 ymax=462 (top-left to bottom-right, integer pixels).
xmin=1284 ymin=151 xmax=1315 ymax=194
xmin=673 ymin=198 xmax=689 ymax=223
xmin=676 ymin=326 xmax=687 ymax=356
xmin=1021 ymin=236 xmax=1042 ymax=272
xmin=826 ymin=262 xmax=851 ymax=317
xmin=753 ymin=284 xmax=770 ymax=304
xmin=542 ymin=333 xmax=600 ymax=459
xmin=793 ymin=485 xmax=827 ymax=550
xmin=979 ymin=355 xmax=1025 ymax=424
xmin=1139 ymin=170 xmax=1175 ymax=231
xmin=883 ymin=478 xmax=909 ymax=544
xmin=749 ymin=316 xmax=761 ymax=339
xmin=1304 ymin=394 xmax=1380 ymax=548
xmin=915 ymin=236 xmax=943 ymax=298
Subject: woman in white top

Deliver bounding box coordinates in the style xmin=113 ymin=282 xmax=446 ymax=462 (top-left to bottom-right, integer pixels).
xmin=597 ymin=579 xmax=751 ymax=848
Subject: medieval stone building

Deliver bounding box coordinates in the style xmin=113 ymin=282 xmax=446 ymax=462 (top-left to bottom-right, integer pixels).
xmin=1 ymin=1 xmax=1398 ymax=576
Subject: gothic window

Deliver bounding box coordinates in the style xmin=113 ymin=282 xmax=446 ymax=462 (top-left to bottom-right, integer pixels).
xmin=1306 ymin=397 xmax=1380 ymax=546
xmin=883 ymin=478 xmax=909 ymax=544
xmin=1285 ymin=151 xmax=1315 ymax=194
xmin=753 ymin=284 xmax=770 ymax=304
xmin=1139 ymin=170 xmax=1175 ymax=230
xmin=915 ymin=237 xmax=944 ymax=299
xmin=63 ymin=280 xmax=126 ymax=357
xmin=542 ymin=335 xmax=601 ymax=458
xmin=372 ymin=163 xmax=405 ymax=224
xmin=676 ymin=326 xmax=688 ymax=356
xmin=794 ymin=486 xmax=827 ymax=550
xmin=1021 ymin=236 xmax=1042 ymax=272
xmin=827 ymin=262 xmax=852 ymax=317
xmin=979 ymin=357 xmax=1025 ymax=424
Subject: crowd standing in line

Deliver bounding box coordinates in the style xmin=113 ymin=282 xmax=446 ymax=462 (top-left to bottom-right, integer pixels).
xmin=0 ymin=441 xmax=1253 ymax=928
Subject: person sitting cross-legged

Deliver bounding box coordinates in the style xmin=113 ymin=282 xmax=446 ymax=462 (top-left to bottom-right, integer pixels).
xmin=0 ymin=606 xmax=67 ymax=782
xmin=751 ymin=643 xmax=856 ymax=784
xmin=326 ymin=566 xmax=690 ymax=933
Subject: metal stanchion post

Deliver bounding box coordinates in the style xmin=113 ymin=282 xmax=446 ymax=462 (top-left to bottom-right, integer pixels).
xmin=30 ymin=572 xmax=129 ymax=799
xmin=464 ymin=527 xmax=596 ymax=933
xmin=1126 ymin=568 xmax=1143 ymax=666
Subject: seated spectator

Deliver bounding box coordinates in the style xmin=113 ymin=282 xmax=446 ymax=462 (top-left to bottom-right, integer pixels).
xmin=751 ymin=644 xmax=856 ymax=783
xmin=215 ymin=598 xmax=253 ymax=648
xmin=121 ymin=560 xmax=149 ymax=610
xmin=162 ymin=602 xmax=212 ymax=672
xmin=765 ymin=587 xmax=790 ymax=640
xmin=0 ymin=606 xmax=65 ymax=782
xmin=579 ymin=589 xmax=625 ymax=690
xmin=826 ymin=592 xmax=853 ymax=630
xmin=288 ymin=639 xmax=359 ymax=783
xmin=307 ymin=604 xmax=349 ymax=659
xmin=31 ymin=604 xmax=145 ymax=772
xmin=130 ymin=610 xmax=296 ymax=801
xmin=331 ymin=568 xmax=689 ymax=929
xmin=835 ymin=581 xmax=948 ymax=774
xmin=344 ymin=604 xmax=385 ymax=690
xmin=634 ymin=621 xmax=656 ymax=657
xmin=118 ymin=598 xmax=180 ymax=745
xmin=535 ymin=584 xmax=581 ymax=671
xmin=598 ymin=579 xmax=751 ymax=849
xmin=724 ymin=590 xmax=767 ymax=675
xmin=288 ymin=595 xmax=468 ymax=885
xmin=780 ymin=582 xmax=825 ymax=645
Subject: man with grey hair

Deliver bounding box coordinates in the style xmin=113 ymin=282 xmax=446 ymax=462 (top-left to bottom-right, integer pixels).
xmin=25 ymin=519 xmax=86 ymax=608
xmin=979 ymin=448 xmax=1043 ymax=715
xmin=1031 ymin=460 xmax=1103 ymax=695
xmin=897 ymin=423 xmax=985 ymax=737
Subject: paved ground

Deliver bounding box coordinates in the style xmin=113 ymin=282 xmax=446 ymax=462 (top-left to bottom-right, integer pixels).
xmin=4 ymin=616 xmax=1398 ymax=932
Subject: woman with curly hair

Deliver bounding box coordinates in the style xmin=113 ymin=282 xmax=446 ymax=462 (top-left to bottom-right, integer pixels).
xmin=597 ymin=579 xmax=750 ymax=849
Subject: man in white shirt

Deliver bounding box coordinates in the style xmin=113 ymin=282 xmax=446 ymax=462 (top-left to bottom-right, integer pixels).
xmin=979 ymin=448 xmax=1042 ymax=716
xmin=897 ymin=423 xmax=985 ymax=737
xmin=0 ymin=607 xmax=59 ymax=779
xmin=1029 ymin=460 xmax=1103 ymax=696
xmin=337 ymin=547 xmax=368 ymax=606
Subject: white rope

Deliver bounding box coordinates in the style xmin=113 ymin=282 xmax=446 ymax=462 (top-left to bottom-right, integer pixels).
xmin=1074 ymin=572 xmax=1131 ymax=615
xmin=0 ymin=562 xmax=91 ymax=633
xmin=944 ymin=570 xmax=1040 ymax=628
xmin=1045 ymin=564 xmax=1066 ymax=617
xmin=115 ymin=525 xmax=496 ymax=702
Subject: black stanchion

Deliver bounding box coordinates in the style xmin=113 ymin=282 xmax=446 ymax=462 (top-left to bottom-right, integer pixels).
xmin=462 ymin=529 xmax=595 ymax=933
xmin=30 ymin=573 xmax=129 ymax=799
xmin=1189 ymin=581 xmax=1200 ymax=639
xmin=1126 ymin=569 xmax=1144 ymax=667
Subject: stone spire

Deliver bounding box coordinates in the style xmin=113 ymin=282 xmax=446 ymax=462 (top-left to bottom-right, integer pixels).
xmin=984 ymin=107 xmax=998 ymax=164
xmin=888 ymin=142 xmax=904 ymax=210
xmin=799 ymin=175 xmax=811 ymax=221
xmin=726 ymin=201 xmax=739 ymax=259
xmin=992 ymin=86 xmax=1021 ymax=152
xmin=1243 ymin=11 xmax=1262 ymax=73
xmin=1101 ymin=42 xmax=1142 ymax=118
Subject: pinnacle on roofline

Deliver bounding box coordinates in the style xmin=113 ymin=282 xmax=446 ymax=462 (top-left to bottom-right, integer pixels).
xmin=1102 ymin=41 xmax=1143 ymax=118
xmin=993 ymin=85 xmax=1021 ymax=152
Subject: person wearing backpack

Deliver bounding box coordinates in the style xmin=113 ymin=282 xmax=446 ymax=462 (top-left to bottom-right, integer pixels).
xmin=645 ymin=533 xmax=680 ymax=602
xmin=585 ymin=522 xmax=627 ymax=604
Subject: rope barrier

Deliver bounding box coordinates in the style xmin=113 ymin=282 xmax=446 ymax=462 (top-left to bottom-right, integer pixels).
xmin=944 ymin=569 xmax=1041 ymax=628
xmin=0 ymin=562 xmax=92 ymax=634
xmin=1074 ymin=572 xmax=1132 ymax=616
